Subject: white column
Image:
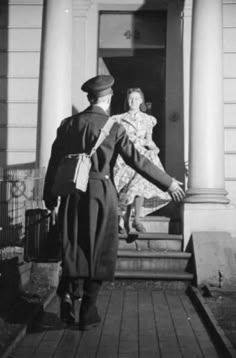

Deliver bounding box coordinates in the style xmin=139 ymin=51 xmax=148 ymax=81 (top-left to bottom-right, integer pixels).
xmin=186 ymin=0 xmax=228 ymax=203
xmin=182 ymin=0 xmax=236 ymax=249
xmin=182 ymin=0 xmax=192 ymax=188
xmin=36 ymin=0 xmax=72 ymax=169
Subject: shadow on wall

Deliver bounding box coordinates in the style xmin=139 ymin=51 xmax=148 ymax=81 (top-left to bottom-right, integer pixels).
xmin=72 ymin=105 xmax=80 ymax=115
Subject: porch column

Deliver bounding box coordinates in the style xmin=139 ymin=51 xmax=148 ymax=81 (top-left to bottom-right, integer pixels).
xmin=182 ymin=0 xmax=236 ymax=247
xmin=186 ymin=0 xmax=228 ymax=203
xmin=36 ymin=0 xmax=72 ymax=169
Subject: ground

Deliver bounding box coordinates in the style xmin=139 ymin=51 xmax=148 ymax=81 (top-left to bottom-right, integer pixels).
xmin=203 ymin=287 xmax=236 ymax=350
xmin=0 ymin=261 xmax=54 ymax=356
xmin=0 ymin=271 xmax=236 ymax=356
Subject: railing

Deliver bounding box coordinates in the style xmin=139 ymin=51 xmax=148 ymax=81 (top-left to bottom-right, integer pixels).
xmin=0 ymin=167 xmax=45 ymax=248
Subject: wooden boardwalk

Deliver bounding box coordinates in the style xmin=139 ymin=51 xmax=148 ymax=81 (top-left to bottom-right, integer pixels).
xmin=10 ymin=283 xmax=221 ymax=358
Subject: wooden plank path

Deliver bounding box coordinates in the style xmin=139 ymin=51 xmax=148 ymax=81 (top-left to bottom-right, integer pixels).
xmin=10 ymin=283 xmax=221 ymax=358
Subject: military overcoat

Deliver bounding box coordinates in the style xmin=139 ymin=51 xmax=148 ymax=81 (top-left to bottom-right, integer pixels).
xmin=43 ymin=105 xmax=173 ymax=281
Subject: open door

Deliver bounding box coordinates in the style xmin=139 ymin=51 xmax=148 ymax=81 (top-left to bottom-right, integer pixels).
xmin=98 ymin=11 xmax=167 ymax=164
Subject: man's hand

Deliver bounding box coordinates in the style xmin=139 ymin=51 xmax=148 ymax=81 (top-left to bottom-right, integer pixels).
xmin=168 ymin=179 xmax=185 ymax=202
xmin=44 ymin=198 xmax=57 ymax=212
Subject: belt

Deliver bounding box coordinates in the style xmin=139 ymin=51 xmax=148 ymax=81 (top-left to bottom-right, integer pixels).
xmin=89 ymin=172 xmax=110 ymax=180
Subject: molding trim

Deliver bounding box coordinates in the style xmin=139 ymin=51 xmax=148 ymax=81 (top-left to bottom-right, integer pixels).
xmin=223 ymin=0 xmax=236 ymax=4
xmin=0 ymin=100 xmax=38 ymax=104
xmin=185 ymin=188 xmax=230 ymax=204
xmin=180 ymin=0 xmax=192 ymax=17
xmin=0 ymin=76 xmax=39 ymax=79
xmin=224 ymin=125 xmax=236 ymax=129
xmin=7 ymin=1 xmax=43 ymax=4
xmin=0 ymin=124 xmax=36 ymax=128
xmin=225 ymin=151 xmax=236 ymax=154
xmin=0 ymin=148 xmax=35 ymax=152
xmin=73 ymin=0 xmax=94 ymax=16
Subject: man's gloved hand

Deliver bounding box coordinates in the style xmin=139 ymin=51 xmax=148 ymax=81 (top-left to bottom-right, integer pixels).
xmin=168 ymin=179 xmax=185 ymax=202
xmin=44 ymin=197 xmax=57 ymax=212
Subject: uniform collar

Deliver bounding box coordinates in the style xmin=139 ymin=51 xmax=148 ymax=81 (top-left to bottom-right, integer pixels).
xmin=85 ymin=105 xmax=108 ymax=116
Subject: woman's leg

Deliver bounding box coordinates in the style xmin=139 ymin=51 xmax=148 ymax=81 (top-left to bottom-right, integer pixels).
xmin=124 ymin=204 xmax=132 ymax=233
xmin=132 ymin=196 xmax=146 ymax=232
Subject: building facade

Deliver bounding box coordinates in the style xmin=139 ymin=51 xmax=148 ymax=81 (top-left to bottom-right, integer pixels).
xmin=0 ymin=0 xmax=236 ymax=246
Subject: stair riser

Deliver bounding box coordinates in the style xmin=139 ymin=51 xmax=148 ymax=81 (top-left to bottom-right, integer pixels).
xmin=119 ymin=241 xmax=136 ymax=250
xmin=116 ymin=258 xmax=190 ymax=272
xmin=136 ymin=222 xmax=169 ymax=233
xmin=119 ymin=240 xmax=182 ymax=251
xmin=149 ymin=240 xmax=182 ymax=251
xmin=114 ymin=275 xmax=191 ymax=289
xmin=130 ymin=216 xmax=170 ymax=234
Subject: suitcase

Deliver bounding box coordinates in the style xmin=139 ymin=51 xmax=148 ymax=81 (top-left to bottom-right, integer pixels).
xmin=24 ymin=208 xmax=59 ymax=262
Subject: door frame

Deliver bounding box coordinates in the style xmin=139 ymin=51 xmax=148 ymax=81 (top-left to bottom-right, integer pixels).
xmin=72 ymin=0 xmax=184 ymax=181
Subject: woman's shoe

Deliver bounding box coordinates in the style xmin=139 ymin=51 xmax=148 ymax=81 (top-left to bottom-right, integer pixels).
xmin=132 ymin=220 xmax=146 ymax=233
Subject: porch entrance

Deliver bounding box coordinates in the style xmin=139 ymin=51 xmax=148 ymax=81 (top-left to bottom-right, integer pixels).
xmin=98 ymin=11 xmax=167 ymax=164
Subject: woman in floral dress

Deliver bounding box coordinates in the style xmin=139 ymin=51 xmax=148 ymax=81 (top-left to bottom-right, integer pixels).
xmin=112 ymin=88 xmax=171 ymax=233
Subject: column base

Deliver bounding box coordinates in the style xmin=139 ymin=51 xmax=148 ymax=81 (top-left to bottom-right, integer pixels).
xmin=182 ymin=202 xmax=236 ymax=249
xmin=184 ymin=188 xmax=229 ymax=204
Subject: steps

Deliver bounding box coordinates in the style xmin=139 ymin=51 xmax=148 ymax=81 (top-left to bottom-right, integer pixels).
xmin=115 ymin=216 xmax=194 ymax=284
xmin=115 ymin=270 xmax=193 ymax=281
xmin=119 ymin=232 xmax=183 ymax=252
xmin=116 ymin=250 xmax=191 ymax=272
xmin=136 ymin=215 xmax=170 ymax=233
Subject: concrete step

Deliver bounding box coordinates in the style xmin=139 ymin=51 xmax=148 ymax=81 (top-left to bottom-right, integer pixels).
xmin=116 ymin=249 xmax=191 ymax=272
xmin=133 ymin=215 xmax=170 ymax=233
xmin=115 ymin=269 xmax=194 ymax=282
xmin=121 ymin=215 xmax=170 ymax=234
xmin=119 ymin=232 xmax=183 ymax=252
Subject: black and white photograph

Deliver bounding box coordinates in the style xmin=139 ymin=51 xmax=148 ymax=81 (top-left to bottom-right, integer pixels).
xmin=0 ymin=0 xmax=236 ymax=357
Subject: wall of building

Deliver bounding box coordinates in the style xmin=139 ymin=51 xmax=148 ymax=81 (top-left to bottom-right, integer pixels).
xmin=0 ymin=0 xmax=43 ymax=166
xmin=223 ymin=0 xmax=236 ymax=205
xmin=0 ymin=0 xmax=183 ymax=179
xmin=1 ymin=0 xmax=236 ymax=208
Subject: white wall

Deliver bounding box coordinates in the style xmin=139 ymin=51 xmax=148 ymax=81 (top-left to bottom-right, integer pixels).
xmin=0 ymin=1 xmax=43 ymax=166
xmin=2 ymin=0 xmax=236 ymax=210
xmin=223 ymin=0 xmax=236 ymax=205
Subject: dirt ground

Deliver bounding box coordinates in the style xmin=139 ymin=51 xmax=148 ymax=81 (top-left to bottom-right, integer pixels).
xmin=0 ymin=264 xmax=54 ymax=356
xmin=203 ymin=287 xmax=236 ymax=350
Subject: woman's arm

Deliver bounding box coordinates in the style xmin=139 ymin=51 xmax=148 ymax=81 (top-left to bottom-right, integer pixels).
xmin=144 ymin=115 xmax=159 ymax=153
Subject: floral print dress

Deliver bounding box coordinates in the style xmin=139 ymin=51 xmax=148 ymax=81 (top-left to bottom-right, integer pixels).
xmin=112 ymin=111 xmax=171 ymax=217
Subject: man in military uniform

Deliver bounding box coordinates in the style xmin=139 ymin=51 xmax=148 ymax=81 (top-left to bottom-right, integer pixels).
xmin=43 ymin=75 xmax=185 ymax=330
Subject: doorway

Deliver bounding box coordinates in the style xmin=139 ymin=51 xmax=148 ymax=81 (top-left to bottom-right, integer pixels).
xmin=98 ymin=11 xmax=167 ymax=163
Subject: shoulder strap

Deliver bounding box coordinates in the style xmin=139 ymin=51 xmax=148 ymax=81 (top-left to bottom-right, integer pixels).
xmin=89 ymin=117 xmax=115 ymax=157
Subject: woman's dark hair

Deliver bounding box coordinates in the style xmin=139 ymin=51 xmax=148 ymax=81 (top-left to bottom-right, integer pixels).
xmin=124 ymin=88 xmax=147 ymax=112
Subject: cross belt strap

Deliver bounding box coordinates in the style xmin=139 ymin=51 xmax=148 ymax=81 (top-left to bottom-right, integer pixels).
xmin=89 ymin=117 xmax=115 ymax=157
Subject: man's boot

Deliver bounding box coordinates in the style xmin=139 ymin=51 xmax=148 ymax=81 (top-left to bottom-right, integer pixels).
xmin=57 ymin=276 xmax=81 ymax=325
xmin=78 ymin=279 xmax=102 ymax=331
xmin=60 ymin=292 xmax=75 ymax=325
